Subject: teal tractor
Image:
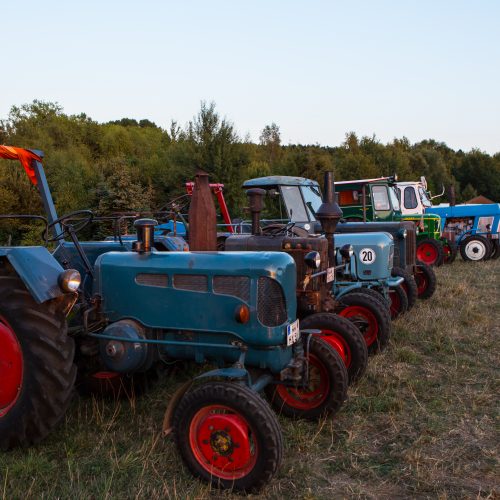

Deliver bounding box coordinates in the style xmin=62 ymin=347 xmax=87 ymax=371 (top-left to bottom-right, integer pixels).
xmin=0 ymin=147 xmax=349 ymax=492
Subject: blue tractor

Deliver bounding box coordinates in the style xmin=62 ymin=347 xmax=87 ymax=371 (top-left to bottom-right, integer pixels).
xmin=0 ymin=147 xmax=349 ymax=492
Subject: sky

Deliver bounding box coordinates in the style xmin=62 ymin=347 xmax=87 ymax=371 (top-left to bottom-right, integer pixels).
xmin=1 ymin=0 xmax=499 ymax=153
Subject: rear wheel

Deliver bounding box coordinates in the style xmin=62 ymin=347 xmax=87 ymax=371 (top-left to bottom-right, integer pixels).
xmin=337 ymin=292 xmax=391 ymax=354
xmin=416 ymin=238 xmax=444 ymax=266
xmin=460 ymin=235 xmax=492 ymax=262
xmin=389 ymin=285 xmax=408 ymax=319
xmin=266 ymin=336 xmax=348 ymax=420
xmin=173 ymin=381 xmax=282 ymax=492
xmin=490 ymin=240 xmax=500 ymax=260
xmin=442 ymin=241 xmax=457 ymax=264
xmin=414 ymin=261 xmax=437 ymax=299
xmin=392 ymin=266 xmax=418 ymax=310
xmin=0 ymin=276 xmax=76 ymax=450
xmin=300 ymin=313 xmax=368 ymax=384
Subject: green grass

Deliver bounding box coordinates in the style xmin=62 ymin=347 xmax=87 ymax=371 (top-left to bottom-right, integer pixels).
xmin=1 ymin=260 xmax=499 ymax=499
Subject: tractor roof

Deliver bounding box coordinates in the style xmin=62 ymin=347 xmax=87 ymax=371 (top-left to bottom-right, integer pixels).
xmin=0 ymin=145 xmax=43 ymax=185
xmin=243 ymin=176 xmax=320 ymax=188
xmin=335 ymin=176 xmax=396 ymax=186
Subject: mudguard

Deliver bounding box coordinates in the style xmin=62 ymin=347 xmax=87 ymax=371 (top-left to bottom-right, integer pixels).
xmin=0 ymin=247 xmax=66 ymax=303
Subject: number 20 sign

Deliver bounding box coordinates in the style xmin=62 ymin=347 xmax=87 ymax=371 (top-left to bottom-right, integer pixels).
xmin=359 ymin=248 xmax=376 ymax=264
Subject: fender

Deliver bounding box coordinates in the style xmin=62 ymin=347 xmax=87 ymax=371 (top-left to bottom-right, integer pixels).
xmin=0 ymin=247 xmax=67 ymax=303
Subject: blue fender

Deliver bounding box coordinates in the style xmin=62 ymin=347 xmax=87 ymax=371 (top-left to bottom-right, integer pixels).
xmin=0 ymin=247 xmax=67 ymax=303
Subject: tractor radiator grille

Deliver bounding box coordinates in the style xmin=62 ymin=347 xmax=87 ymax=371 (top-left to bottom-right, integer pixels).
xmin=173 ymin=274 xmax=208 ymax=292
xmin=405 ymin=223 xmax=416 ymax=267
xmin=213 ymin=276 xmax=250 ymax=302
xmin=135 ymin=273 xmax=168 ymax=288
xmin=257 ymin=277 xmax=287 ymax=327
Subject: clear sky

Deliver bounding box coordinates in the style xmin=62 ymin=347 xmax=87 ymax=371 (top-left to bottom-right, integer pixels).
xmin=1 ymin=0 xmax=499 ymax=153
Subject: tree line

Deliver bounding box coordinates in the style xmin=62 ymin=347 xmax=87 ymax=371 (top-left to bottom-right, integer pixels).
xmin=1 ymin=100 xmax=499 ymax=244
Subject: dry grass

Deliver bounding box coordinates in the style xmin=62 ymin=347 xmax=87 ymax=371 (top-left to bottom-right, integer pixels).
xmin=1 ymin=260 xmax=499 ymax=499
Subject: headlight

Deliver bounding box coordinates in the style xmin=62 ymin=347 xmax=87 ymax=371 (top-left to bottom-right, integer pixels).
xmin=340 ymin=244 xmax=354 ymax=260
xmin=398 ymin=228 xmax=407 ymax=239
xmin=304 ymin=251 xmax=321 ymax=269
xmin=58 ymin=269 xmax=81 ymax=292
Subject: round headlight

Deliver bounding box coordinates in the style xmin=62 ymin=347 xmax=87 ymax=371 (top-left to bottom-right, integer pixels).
xmin=398 ymin=228 xmax=408 ymax=239
xmin=58 ymin=269 xmax=81 ymax=293
xmin=304 ymin=251 xmax=321 ymax=269
xmin=340 ymin=244 xmax=354 ymax=259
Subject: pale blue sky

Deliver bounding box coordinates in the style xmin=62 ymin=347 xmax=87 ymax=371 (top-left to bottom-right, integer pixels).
xmin=1 ymin=0 xmax=499 ymax=153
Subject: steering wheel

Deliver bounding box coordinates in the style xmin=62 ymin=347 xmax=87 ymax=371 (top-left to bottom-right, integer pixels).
xmin=44 ymin=210 xmax=94 ymax=242
xmin=261 ymin=223 xmax=309 ymax=238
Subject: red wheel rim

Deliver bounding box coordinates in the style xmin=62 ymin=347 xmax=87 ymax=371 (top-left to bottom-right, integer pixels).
xmin=415 ymin=271 xmax=428 ymax=296
xmin=389 ymin=289 xmax=401 ymax=318
xmin=320 ymin=330 xmax=350 ymax=367
xmin=417 ymin=243 xmax=438 ymax=265
xmin=443 ymin=244 xmax=452 ymax=262
xmin=189 ymin=405 xmax=257 ymax=480
xmin=276 ymin=353 xmax=330 ymax=410
xmin=339 ymin=306 xmax=379 ymax=347
xmin=0 ymin=316 xmax=23 ymax=417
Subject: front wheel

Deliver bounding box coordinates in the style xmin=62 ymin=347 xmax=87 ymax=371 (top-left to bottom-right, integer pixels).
xmin=0 ymin=276 xmax=76 ymax=450
xmin=300 ymin=313 xmax=368 ymax=384
xmin=389 ymin=285 xmax=408 ymax=319
xmin=337 ymin=292 xmax=392 ymax=354
xmin=392 ymin=266 xmax=418 ymax=310
xmin=414 ymin=261 xmax=437 ymax=299
xmin=266 ymin=336 xmax=348 ymax=420
xmin=442 ymin=241 xmax=458 ymax=264
xmin=173 ymin=381 xmax=283 ymax=493
xmin=416 ymin=238 xmax=444 ymax=266
xmin=460 ymin=235 xmax=492 ymax=262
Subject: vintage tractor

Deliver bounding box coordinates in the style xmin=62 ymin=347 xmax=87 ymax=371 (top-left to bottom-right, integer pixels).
xmin=220 ymin=173 xmax=391 ymax=370
xmin=396 ymin=178 xmax=500 ymax=262
xmin=333 ymin=176 xmax=444 ymax=267
xmin=0 ymin=146 xmax=349 ymax=492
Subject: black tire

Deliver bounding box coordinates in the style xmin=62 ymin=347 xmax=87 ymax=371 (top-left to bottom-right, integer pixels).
xmin=442 ymin=240 xmax=458 ymax=264
xmin=173 ymin=381 xmax=283 ymax=492
xmin=392 ymin=266 xmax=418 ymax=311
xmin=388 ymin=285 xmax=408 ymax=320
xmin=345 ymin=286 xmax=390 ymax=309
xmin=490 ymin=239 xmax=500 ymax=260
xmin=415 ymin=261 xmax=437 ymax=299
xmin=416 ymin=238 xmax=444 ymax=267
xmin=266 ymin=336 xmax=348 ymax=420
xmin=459 ymin=235 xmax=492 ymax=262
xmin=300 ymin=313 xmax=368 ymax=384
xmin=0 ymin=275 xmax=76 ymax=450
xmin=337 ymin=292 xmax=392 ymax=354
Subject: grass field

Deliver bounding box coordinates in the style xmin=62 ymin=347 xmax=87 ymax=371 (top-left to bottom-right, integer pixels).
xmin=1 ymin=260 xmax=499 ymax=499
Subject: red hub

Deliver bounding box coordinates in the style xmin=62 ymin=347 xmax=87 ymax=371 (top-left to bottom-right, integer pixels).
xmin=339 ymin=306 xmax=379 ymax=347
xmin=189 ymin=405 xmax=257 ymax=479
xmin=276 ymin=353 xmax=330 ymax=410
xmin=320 ymin=330 xmax=350 ymax=367
xmin=0 ymin=317 xmax=23 ymax=417
xmin=417 ymin=243 xmax=438 ymax=265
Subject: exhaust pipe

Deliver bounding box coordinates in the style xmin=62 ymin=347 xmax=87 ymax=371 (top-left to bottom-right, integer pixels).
xmin=246 ymin=188 xmax=266 ymax=235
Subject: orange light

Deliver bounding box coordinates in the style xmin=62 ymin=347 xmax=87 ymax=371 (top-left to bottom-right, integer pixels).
xmin=235 ymin=304 xmax=250 ymax=323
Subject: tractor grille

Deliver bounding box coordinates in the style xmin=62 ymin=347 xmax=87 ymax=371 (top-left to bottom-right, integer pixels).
xmin=213 ymin=276 xmax=250 ymax=302
xmin=404 ymin=223 xmax=416 ymax=267
xmin=257 ymin=277 xmax=287 ymax=327
xmin=173 ymin=274 xmax=208 ymax=292
xmin=135 ymin=273 xmax=168 ymax=288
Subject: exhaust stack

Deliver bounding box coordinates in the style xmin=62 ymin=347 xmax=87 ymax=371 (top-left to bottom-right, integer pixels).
xmin=188 ymin=171 xmax=217 ymax=251
xmin=316 ymin=171 xmax=343 ymax=265
xmin=246 ymin=188 xmax=266 ymax=235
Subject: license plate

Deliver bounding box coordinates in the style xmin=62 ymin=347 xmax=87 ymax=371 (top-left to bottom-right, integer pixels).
xmin=326 ymin=267 xmax=335 ymax=283
xmin=287 ymin=319 xmax=300 ymax=346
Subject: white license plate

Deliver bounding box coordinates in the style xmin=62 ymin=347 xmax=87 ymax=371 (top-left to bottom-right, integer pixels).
xmin=326 ymin=267 xmax=335 ymax=283
xmin=287 ymin=319 xmax=300 ymax=346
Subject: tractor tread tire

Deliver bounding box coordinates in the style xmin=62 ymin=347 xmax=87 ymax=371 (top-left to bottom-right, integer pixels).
xmin=0 ymin=276 xmax=76 ymax=450
xmin=389 ymin=284 xmax=409 ymax=320
xmin=392 ymin=266 xmax=418 ymax=310
xmin=415 ymin=261 xmax=437 ymax=299
xmin=345 ymin=287 xmax=390 ymax=309
xmin=173 ymin=381 xmax=283 ymax=493
xmin=417 ymin=238 xmax=444 ymax=267
xmin=460 ymin=235 xmax=492 ymax=262
xmin=300 ymin=313 xmax=368 ymax=383
xmin=490 ymin=240 xmax=500 ymax=260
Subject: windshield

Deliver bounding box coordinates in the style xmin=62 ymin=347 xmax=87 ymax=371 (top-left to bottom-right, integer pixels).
xmin=418 ymin=186 xmax=432 ymax=207
xmin=301 ymin=185 xmax=323 ymax=221
xmin=389 ymin=187 xmax=400 ymax=210
xmin=280 ymin=186 xmax=309 ymax=222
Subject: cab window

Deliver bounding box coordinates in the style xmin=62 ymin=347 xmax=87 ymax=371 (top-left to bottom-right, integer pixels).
xmin=371 ymin=186 xmax=390 ymax=210
xmin=301 ymin=185 xmax=323 ymax=220
xmin=389 ymin=187 xmax=400 ymax=210
xmin=404 ymin=186 xmax=418 ymax=209
xmin=418 ymin=186 xmax=432 ymax=208
xmin=281 ymin=186 xmax=309 ymax=222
